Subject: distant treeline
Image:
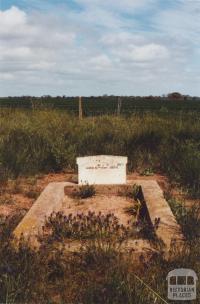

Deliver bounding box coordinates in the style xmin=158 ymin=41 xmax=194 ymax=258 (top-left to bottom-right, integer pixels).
xmin=0 ymin=94 xmax=200 ymax=115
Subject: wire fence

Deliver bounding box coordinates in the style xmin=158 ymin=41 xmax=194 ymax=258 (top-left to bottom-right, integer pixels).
xmin=0 ymin=97 xmax=200 ymax=117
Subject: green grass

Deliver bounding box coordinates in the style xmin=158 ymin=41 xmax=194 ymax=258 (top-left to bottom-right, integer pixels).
xmin=0 ymin=108 xmax=200 ymax=198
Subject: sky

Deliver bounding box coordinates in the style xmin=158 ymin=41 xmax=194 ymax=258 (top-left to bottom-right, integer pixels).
xmin=0 ymin=0 xmax=200 ymax=96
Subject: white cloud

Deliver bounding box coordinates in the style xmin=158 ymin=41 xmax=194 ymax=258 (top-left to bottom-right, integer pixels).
xmin=132 ymin=44 xmax=169 ymax=61
xmin=0 ymin=46 xmax=32 ymax=60
xmin=101 ymin=32 xmax=146 ymax=46
xmin=153 ymin=1 xmax=200 ymax=43
xmin=89 ymin=55 xmax=112 ymax=69
xmin=0 ymin=2 xmax=199 ymax=96
xmin=112 ymin=43 xmax=169 ymax=62
xmin=0 ymin=6 xmax=26 ymax=30
xmin=0 ymin=6 xmax=37 ymax=38
xmin=0 ymin=6 xmax=76 ymax=68
xmin=0 ymin=72 xmax=14 ymax=80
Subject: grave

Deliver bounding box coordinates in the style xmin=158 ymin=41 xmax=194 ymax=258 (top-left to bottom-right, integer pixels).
xmin=77 ymin=155 xmax=127 ymax=185
xmin=13 ymin=155 xmax=184 ymax=256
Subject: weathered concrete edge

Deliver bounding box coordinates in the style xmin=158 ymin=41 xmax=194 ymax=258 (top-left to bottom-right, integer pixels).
xmin=14 ymin=182 xmax=74 ymax=240
xmin=132 ymin=180 xmax=184 ymax=251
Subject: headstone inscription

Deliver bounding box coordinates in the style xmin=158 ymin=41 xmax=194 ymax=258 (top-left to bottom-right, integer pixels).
xmin=76 ymin=155 xmax=127 ymax=185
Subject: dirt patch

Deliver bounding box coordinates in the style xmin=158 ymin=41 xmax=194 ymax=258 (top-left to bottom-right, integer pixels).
xmin=61 ymin=194 xmax=136 ymax=227
xmin=0 ymin=172 xmax=76 ymax=217
xmin=128 ymin=172 xmax=169 ymax=192
xmin=36 ymin=172 xmax=75 ymax=190
xmin=64 ymin=184 xmax=140 ymax=197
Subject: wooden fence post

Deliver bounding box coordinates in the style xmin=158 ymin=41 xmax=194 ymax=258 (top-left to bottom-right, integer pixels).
xmin=79 ymin=96 xmax=83 ymax=119
xmin=117 ymin=96 xmax=122 ymax=115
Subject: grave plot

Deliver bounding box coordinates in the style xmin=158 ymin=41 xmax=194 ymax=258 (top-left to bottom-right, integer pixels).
xmin=14 ymin=155 xmax=184 ymax=257
xmin=35 ymin=183 xmax=157 ymax=256
xmin=13 ymin=183 xmax=165 ymax=256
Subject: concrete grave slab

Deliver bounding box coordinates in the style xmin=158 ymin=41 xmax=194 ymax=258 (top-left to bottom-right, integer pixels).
xmin=77 ymin=155 xmax=127 ymax=185
xmin=14 ymin=182 xmax=74 ymax=245
xmin=13 ymin=178 xmax=184 ymax=256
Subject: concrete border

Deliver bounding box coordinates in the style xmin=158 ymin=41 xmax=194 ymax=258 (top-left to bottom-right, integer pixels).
xmin=14 ymin=180 xmax=184 ymax=252
xmin=14 ymin=182 xmax=74 ymax=244
xmin=133 ymin=180 xmax=184 ymax=251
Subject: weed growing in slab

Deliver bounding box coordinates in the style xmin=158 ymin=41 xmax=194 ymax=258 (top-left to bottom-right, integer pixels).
xmin=71 ymin=184 xmax=96 ymax=199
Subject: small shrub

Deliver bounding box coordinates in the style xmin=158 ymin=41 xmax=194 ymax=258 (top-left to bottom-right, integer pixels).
xmin=0 ymin=212 xmax=24 ymax=242
xmin=42 ymin=211 xmax=128 ymax=242
xmin=26 ymin=176 xmax=37 ymax=185
xmin=140 ymin=167 xmax=154 ymax=176
xmin=9 ymin=179 xmax=23 ymax=194
xmin=134 ymin=218 xmax=158 ymax=240
xmin=118 ymin=184 xmax=141 ymax=200
xmin=168 ymin=198 xmax=200 ymax=241
xmin=124 ymin=199 xmax=142 ymax=223
xmin=71 ymin=184 xmax=96 ymax=199
xmin=25 ymin=187 xmax=40 ymax=199
xmin=0 ymin=165 xmax=9 ymax=187
xmin=161 ymin=140 xmax=200 ymax=198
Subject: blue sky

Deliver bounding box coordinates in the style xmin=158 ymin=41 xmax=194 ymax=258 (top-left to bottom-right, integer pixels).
xmin=0 ymin=0 xmax=200 ymax=96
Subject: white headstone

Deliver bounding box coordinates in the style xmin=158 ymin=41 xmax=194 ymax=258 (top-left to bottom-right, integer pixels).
xmin=76 ymin=155 xmax=127 ymax=185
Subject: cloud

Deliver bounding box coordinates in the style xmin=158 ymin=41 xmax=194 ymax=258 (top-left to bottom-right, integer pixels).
xmin=0 ymin=6 xmax=76 ymax=70
xmin=153 ymin=1 xmax=200 ymax=43
xmin=0 ymin=1 xmax=199 ymax=96
xmin=0 ymin=6 xmax=35 ymax=38
xmin=0 ymin=6 xmax=26 ymax=30
xmin=0 ymin=46 xmax=32 ymax=60
xmin=112 ymin=43 xmax=169 ymax=62
xmin=89 ymin=55 xmax=112 ymax=70
xmin=0 ymin=72 xmax=14 ymax=80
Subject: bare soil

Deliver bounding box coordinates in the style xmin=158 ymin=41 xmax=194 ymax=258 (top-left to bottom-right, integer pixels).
xmin=61 ymin=194 xmax=135 ymax=227
xmin=0 ymin=172 xmax=72 ymax=217
xmin=0 ymin=171 xmax=197 ymax=218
